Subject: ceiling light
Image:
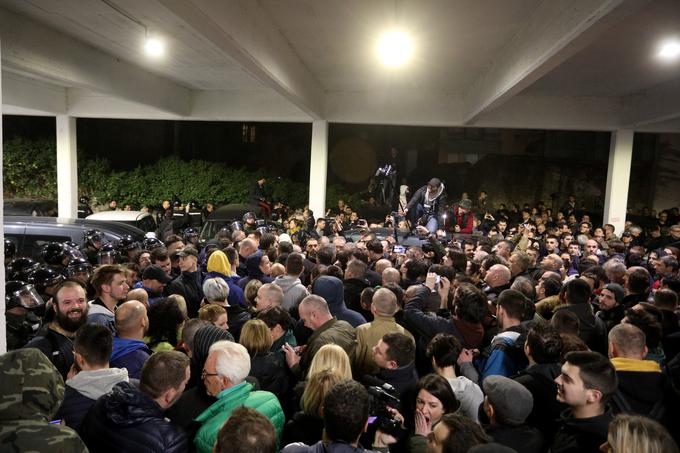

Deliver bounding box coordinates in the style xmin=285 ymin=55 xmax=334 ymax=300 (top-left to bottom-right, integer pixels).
xmin=377 ymin=30 xmax=413 ymax=67
xmin=658 ymin=40 xmax=680 ymax=60
xmin=144 ymin=37 xmax=165 ymax=58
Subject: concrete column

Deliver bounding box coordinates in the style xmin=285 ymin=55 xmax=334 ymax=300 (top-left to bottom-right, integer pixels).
xmin=1 ymin=38 xmax=6 ymax=353
xmin=308 ymin=120 xmax=328 ymax=219
xmin=56 ymin=115 xmax=78 ymax=219
xmin=603 ymin=130 xmax=634 ymax=235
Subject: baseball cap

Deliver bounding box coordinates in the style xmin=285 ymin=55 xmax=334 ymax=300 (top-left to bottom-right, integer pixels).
xmin=142 ymin=265 xmax=172 ymax=284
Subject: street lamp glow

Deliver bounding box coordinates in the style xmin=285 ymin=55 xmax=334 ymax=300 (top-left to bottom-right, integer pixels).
xmin=144 ymin=37 xmax=165 ymax=58
xmin=658 ymin=40 xmax=680 ymax=60
xmin=377 ymin=30 xmax=413 ymax=67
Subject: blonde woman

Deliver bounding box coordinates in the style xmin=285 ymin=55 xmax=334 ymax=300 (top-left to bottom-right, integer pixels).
xmin=282 ymin=369 xmax=343 ymax=446
xmin=601 ymin=414 xmax=678 ymax=453
xmin=239 ymin=319 xmax=289 ymax=395
xmin=306 ymin=344 xmax=353 ymax=380
xmin=198 ymin=304 xmax=228 ymax=331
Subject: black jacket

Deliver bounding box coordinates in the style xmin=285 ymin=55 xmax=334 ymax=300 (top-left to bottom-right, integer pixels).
xmin=554 ymin=304 xmax=607 ymax=355
xmin=512 ymin=362 xmax=566 ymax=449
xmin=486 ymin=424 xmax=543 ymax=453
xmin=250 ymin=351 xmax=291 ymax=396
xmin=168 ymin=270 xmax=205 ymax=318
xmin=80 ymin=381 xmax=187 ymax=453
xmin=282 ymin=411 xmax=325 ymax=447
xmin=25 ymin=325 xmax=74 ymax=381
xmin=344 ymin=277 xmax=371 ymax=314
xmin=551 ymin=410 xmax=612 ymax=453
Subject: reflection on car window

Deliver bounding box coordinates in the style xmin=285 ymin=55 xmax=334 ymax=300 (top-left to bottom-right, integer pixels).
xmin=28 ymin=235 xmax=71 ymax=260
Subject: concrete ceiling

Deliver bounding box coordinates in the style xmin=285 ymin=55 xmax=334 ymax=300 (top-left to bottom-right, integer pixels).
xmin=1 ymin=0 xmax=679 ymax=132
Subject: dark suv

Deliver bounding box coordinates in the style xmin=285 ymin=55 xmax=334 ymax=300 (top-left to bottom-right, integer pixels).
xmin=4 ymin=216 xmax=146 ymax=260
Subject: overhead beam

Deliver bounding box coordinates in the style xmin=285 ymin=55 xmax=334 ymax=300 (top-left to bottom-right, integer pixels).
xmin=2 ymin=72 xmax=67 ymax=115
xmin=157 ymin=0 xmax=324 ymax=119
xmin=622 ymin=77 xmax=680 ymax=128
xmin=462 ymin=0 xmax=647 ymax=125
xmin=0 ymin=7 xmax=191 ymax=116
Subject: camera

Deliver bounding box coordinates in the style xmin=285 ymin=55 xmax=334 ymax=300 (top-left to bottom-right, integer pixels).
xmin=393 ymin=245 xmax=406 ymax=254
xmin=367 ymin=384 xmax=403 ymax=437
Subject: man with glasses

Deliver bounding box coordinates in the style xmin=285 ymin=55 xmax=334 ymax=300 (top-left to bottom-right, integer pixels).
xmin=195 ymin=340 xmax=284 ymax=453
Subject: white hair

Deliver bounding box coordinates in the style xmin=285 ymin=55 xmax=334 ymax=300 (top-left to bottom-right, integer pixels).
xmin=203 ymin=277 xmax=230 ymax=302
xmin=209 ymin=340 xmax=250 ymax=384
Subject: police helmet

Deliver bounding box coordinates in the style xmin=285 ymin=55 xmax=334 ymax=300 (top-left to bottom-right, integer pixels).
xmin=66 ymin=257 xmax=93 ymax=278
xmin=7 ymin=258 xmax=41 ymax=281
xmin=40 ymin=242 xmax=68 ymax=266
xmin=98 ymin=243 xmax=120 ymax=265
xmin=83 ymin=229 xmax=104 ymax=245
xmin=183 ymin=228 xmax=199 ymax=240
xmin=243 ymin=212 xmax=257 ymax=223
xmin=142 ymin=237 xmax=164 ymax=251
xmin=4 ymin=239 xmax=16 ymax=261
xmin=116 ymin=234 xmax=141 ymax=252
xmin=6 ymin=280 xmax=44 ymax=311
xmin=28 ymin=266 xmax=65 ymax=290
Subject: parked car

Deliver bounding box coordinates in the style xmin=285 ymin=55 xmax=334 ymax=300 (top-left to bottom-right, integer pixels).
xmin=199 ymin=203 xmax=278 ymax=241
xmin=86 ymin=210 xmax=157 ymax=234
xmin=4 ymin=198 xmax=58 ymax=217
xmin=4 ymin=216 xmax=146 ymax=261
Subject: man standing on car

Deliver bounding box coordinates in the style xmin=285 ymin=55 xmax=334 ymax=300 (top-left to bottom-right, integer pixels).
xmin=403 ymin=178 xmax=447 ymax=234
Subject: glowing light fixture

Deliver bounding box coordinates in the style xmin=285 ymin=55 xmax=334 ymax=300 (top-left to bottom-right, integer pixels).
xmin=658 ymin=40 xmax=680 ymax=60
xmin=377 ymin=30 xmax=413 ymax=67
xmin=144 ymin=36 xmax=165 ymax=58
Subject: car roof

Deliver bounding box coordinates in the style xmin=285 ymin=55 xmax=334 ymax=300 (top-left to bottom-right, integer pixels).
xmin=6 ymin=216 xmax=146 ymax=240
xmin=87 ymin=210 xmax=152 ymax=222
xmin=207 ymin=203 xmax=266 ymax=221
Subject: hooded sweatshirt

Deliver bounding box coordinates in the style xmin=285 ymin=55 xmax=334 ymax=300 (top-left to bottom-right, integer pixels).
xmin=57 ymin=367 xmax=129 ymax=431
xmin=110 ymin=337 xmax=152 ymax=379
xmin=312 ymin=276 xmax=366 ymax=328
xmin=274 ymin=274 xmax=309 ymax=310
xmin=0 ymin=349 xmax=88 ymax=452
xmin=206 ymin=250 xmax=247 ymax=306
xmin=237 ymin=250 xmax=274 ymax=289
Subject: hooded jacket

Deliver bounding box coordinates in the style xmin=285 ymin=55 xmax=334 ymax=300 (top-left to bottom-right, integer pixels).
xmin=405 ymin=184 xmax=447 ymax=216
xmin=0 ymin=349 xmax=88 ymax=453
xmin=206 ymin=250 xmax=247 ymax=307
xmin=56 ymin=367 xmax=129 ymax=431
xmin=80 ymin=381 xmax=188 ymax=453
xmin=313 ymin=276 xmax=366 ymax=328
xmin=554 ymin=303 xmax=607 ymax=355
xmin=237 ymin=250 xmax=274 ymax=289
xmin=110 ymin=336 xmax=152 ymax=379
xmin=87 ymin=299 xmax=116 ymax=332
xmin=274 ymin=274 xmax=309 ymax=310
xmin=610 ymin=357 xmax=665 ymax=418
xmin=168 ymin=268 xmax=205 ymax=318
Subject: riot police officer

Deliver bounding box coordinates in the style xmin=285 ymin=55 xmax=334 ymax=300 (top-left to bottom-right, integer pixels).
xmin=5 ymin=280 xmax=44 ymax=350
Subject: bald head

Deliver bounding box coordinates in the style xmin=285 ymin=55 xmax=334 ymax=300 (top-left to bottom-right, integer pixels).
xmin=540 ymin=254 xmax=564 ymax=273
xmin=115 ymin=300 xmax=148 ymax=337
xmin=608 ymin=323 xmax=646 ymax=359
xmin=382 ymin=267 xmax=401 ymax=286
xmin=126 ymin=288 xmax=149 ymax=307
xmin=485 ymin=264 xmax=511 ymax=288
xmin=375 ymin=259 xmax=393 ymax=275
xmin=239 ymin=238 xmax=258 ymax=258
xmin=372 ymin=288 xmax=398 ymax=317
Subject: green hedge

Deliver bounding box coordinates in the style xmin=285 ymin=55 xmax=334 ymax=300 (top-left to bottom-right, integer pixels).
xmin=3 ymin=138 xmax=361 ymax=211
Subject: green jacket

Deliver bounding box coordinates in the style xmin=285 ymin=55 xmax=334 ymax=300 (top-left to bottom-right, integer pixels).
xmin=194 ymin=381 xmax=285 ymax=453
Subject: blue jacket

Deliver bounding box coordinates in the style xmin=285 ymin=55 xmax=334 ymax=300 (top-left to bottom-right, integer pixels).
xmin=110 ymin=337 xmax=151 ymax=380
xmin=205 ymin=271 xmax=247 ymax=307
xmin=312 ymin=276 xmax=366 ymax=328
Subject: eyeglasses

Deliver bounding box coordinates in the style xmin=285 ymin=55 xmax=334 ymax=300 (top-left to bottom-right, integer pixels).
xmin=201 ymin=370 xmax=219 ymax=380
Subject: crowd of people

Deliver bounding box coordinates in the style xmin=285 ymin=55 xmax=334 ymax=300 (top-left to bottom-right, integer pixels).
xmin=3 ymin=189 xmax=680 ymax=453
